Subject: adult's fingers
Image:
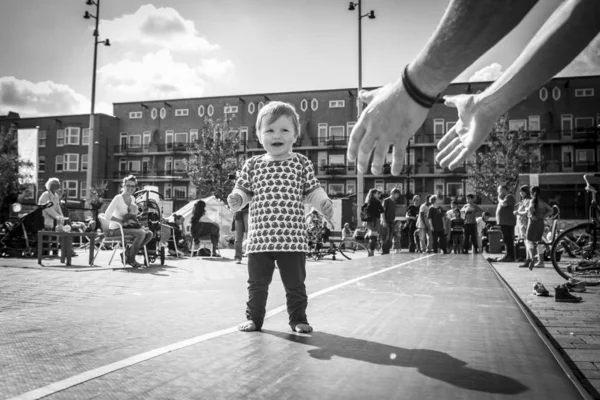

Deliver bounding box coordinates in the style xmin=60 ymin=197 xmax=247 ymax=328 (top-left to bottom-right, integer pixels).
xmin=436 ymin=136 xmax=462 ymax=164
xmin=358 ymin=87 xmax=381 ymax=106
xmin=437 ymin=124 xmax=458 ymax=150
xmin=347 ymin=119 xmax=367 ymax=162
xmin=438 ymin=140 xmax=465 ymax=169
xmin=448 ymin=147 xmax=471 ymax=171
xmin=391 ymin=142 xmax=407 ymax=176
xmin=356 ymin=129 xmax=377 ymax=174
xmin=370 ymin=141 xmax=389 ymax=175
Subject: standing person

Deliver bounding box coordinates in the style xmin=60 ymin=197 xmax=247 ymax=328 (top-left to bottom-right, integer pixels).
xmin=514 ymin=185 xmax=531 ymax=241
xmin=190 ymin=200 xmax=221 ymax=257
xmin=363 ymin=188 xmax=384 ymax=256
xmin=105 ymin=175 xmax=153 ymax=268
xmin=449 ymin=201 xmax=465 ymax=254
xmin=381 ymin=187 xmax=401 ymax=254
xmin=405 ymin=195 xmax=420 ymax=253
xmin=524 ymin=186 xmax=553 ymax=270
xmin=392 ymin=220 xmax=403 ymax=254
xmin=227 ymin=101 xmax=333 ymax=333
xmin=233 ymin=204 xmax=249 ymax=264
xmin=38 ymin=177 xmax=65 ymax=230
xmin=496 ymin=184 xmax=517 ymax=261
xmin=346 ymin=0 xmax=600 ymax=175
xmin=416 ymin=195 xmax=432 ymax=253
xmin=461 ymin=194 xmax=484 ymax=254
xmin=427 ymin=196 xmax=447 ymax=254
xmin=476 ymin=212 xmax=490 ymax=254
xmin=341 ymin=222 xmax=353 ymax=250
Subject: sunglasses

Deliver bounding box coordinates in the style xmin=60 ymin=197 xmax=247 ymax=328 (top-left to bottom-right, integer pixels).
xmin=125 ymin=184 xmax=136 ymax=188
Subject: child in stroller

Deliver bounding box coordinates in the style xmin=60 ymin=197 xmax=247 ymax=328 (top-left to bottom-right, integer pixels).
xmin=0 ymin=202 xmax=52 ymax=257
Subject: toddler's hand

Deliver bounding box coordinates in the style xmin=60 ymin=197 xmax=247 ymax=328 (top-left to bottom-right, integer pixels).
xmin=320 ymin=199 xmax=333 ymax=221
xmin=228 ymin=193 xmax=243 ymax=211
xmin=129 ymin=204 xmax=139 ymax=215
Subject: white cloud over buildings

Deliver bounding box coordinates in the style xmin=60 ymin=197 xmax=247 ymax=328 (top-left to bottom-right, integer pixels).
xmin=468 ymin=63 xmax=504 ymax=82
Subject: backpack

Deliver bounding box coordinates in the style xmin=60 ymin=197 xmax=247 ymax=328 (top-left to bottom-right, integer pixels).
xmin=360 ymin=203 xmax=371 ymax=222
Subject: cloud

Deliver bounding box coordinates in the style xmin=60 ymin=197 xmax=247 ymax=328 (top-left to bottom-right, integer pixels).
xmin=103 ymin=5 xmax=218 ymax=52
xmin=558 ymin=33 xmax=600 ymax=77
xmin=468 ymin=63 xmax=504 ymax=82
xmin=0 ymin=76 xmax=99 ymax=117
xmin=98 ymin=49 xmax=235 ymax=101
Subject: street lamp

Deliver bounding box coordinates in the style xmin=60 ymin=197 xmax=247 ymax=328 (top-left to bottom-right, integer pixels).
xmin=83 ymin=0 xmax=110 ymax=201
xmin=348 ymin=1 xmax=375 ymax=224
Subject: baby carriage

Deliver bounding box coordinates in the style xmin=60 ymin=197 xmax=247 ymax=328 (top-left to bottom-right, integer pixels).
xmin=0 ymin=202 xmax=52 ymax=257
xmin=134 ymin=189 xmax=166 ymax=265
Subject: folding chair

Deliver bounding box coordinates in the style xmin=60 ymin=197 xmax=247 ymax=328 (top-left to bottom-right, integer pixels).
xmin=93 ymin=213 xmax=149 ymax=268
xmin=161 ymin=223 xmax=180 ymax=258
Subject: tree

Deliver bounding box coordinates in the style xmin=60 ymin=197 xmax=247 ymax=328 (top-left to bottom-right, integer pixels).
xmin=186 ymin=118 xmax=241 ymax=202
xmin=466 ymin=114 xmax=543 ymax=203
xmin=0 ymin=125 xmax=34 ymax=222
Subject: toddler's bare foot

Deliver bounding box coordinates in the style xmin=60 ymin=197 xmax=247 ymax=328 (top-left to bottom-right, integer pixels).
xmin=238 ymin=321 xmax=258 ymax=332
xmin=295 ymin=323 xmax=313 ymax=333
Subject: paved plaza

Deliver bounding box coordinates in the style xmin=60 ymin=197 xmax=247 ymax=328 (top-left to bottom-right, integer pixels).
xmin=0 ymin=249 xmax=599 ymax=399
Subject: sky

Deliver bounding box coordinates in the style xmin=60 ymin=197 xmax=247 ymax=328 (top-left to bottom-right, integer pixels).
xmin=0 ymin=0 xmax=599 ymax=118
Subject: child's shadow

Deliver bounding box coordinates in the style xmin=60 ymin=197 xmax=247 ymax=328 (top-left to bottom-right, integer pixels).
xmin=263 ymin=330 xmax=528 ymax=395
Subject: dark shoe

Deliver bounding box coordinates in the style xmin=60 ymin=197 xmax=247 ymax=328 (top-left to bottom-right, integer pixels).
xmin=234 ymin=257 xmax=242 ymax=264
xmin=555 ymin=285 xmax=582 ymax=303
xmin=518 ymin=259 xmax=531 ymax=268
xmin=128 ymin=260 xmax=144 ymax=269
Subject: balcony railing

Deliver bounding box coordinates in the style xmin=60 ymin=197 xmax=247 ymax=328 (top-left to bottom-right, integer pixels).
xmin=114 ymin=143 xmax=195 ymax=154
xmin=113 ymin=169 xmax=189 ymax=179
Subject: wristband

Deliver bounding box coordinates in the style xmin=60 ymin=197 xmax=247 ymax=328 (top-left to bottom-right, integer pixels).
xmin=402 ymin=65 xmax=439 ymax=109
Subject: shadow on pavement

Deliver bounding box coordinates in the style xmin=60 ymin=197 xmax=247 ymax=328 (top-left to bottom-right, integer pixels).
xmin=264 ymin=330 xmax=529 ymax=395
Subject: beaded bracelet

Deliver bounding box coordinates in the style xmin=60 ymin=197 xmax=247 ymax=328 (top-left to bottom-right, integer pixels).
xmin=402 ymin=65 xmax=439 ymax=109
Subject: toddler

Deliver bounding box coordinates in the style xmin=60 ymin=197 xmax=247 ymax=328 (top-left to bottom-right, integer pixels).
xmin=228 ymin=101 xmax=333 ymax=334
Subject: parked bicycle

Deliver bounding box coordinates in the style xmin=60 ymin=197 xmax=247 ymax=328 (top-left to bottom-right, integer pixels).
xmin=550 ymin=174 xmax=600 ymax=285
xmin=306 ymin=239 xmax=370 ymax=261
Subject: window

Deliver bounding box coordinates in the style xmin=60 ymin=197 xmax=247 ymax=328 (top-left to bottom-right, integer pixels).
xmin=562 ymin=145 xmax=573 ymax=171
xmin=39 ymin=130 xmax=46 ymax=147
xmin=347 ymin=159 xmax=356 ymax=173
xmin=433 ymin=119 xmax=444 ymax=138
xmin=189 ymin=184 xmax=197 ymax=199
xmin=82 ymin=128 xmax=90 ymax=146
xmin=509 ymin=119 xmax=527 ymax=131
xmin=317 ymin=151 xmax=327 ymax=170
xmin=575 ymin=117 xmax=595 ymax=133
xmin=64 ymin=154 xmax=79 ymax=171
xmin=446 ymin=182 xmax=464 ymax=200
xmin=65 ymin=127 xmax=80 ymax=145
xmin=374 ymin=180 xmax=384 ymax=192
xmin=190 ymin=129 xmax=199 ymax=143
xmin=39 ymin=156 xmax=46 ymax=173
xmin=405 ymin=149 xmax=415 ymax=166
xmin=318 ymin=123 xmax=328 ymax=143
xmin=198 ymin=105 xmax=205 ymax=117
xmin=408 ymin=179 xmax=415 ymax=196
xmin=56 ymin=129 xmax=65 ymax=147
xmin=300 ymin=99 xmax=308 ymax=112
xmin=445 ymin=121 xmax=457 ymax=134
xmin=151 ymin=108 xmax=158 ymax=119
xmin=129 ymin=134 xmax=141 ymax=148
xmin=329 ymin=154 xmax=345 ymax=165
xmin=386 ymin=182 xmax=401 ymax=194
xmin=174 ymin=186 xmax=187 ymax=199
xmin=143 ymin=131 xmax=151 ymax=148
xmin=552 ymin=87 xmax=561 ymax=101
xmin=575 ymin=88 xmax=594 ymax=97
xmin=539 ymin=87 xmax=548 ymax=101
xmin=129 ymin=111 xmax=143 ymax=119
xmin=119 ymin=132 xmax=128 ymax=151
xmin=328 ymin=183 xmax=344 ymax=196
xmin=80 ymin=181 xmax=87 ymax=199
xmin=63 ymin=181 xmax=78 ymax=198
xmin=576 ymin=149 xmax=594 ymax=165
xmin=81 ymin=154 xmax=88 ymax=171
xmin=164 ymin=183 xmax=172 ymax=198
xmin=127 ymin=160 xmax=141 ymax=171
xmin=160 ymin=107 xmax=166 ymax=119
xmin=142 ymin=158 xmax=150 ymax=173
xmin=175 ymin=109 xmax=189 ymax=117
xmin=528 ymin=115 xmax=541 ymax=136
xmin=119 ymin=159 xmax=126 ymax=171
xmin=434 ymin=179 xmax=445 ymax=200
xmin=329 ymin=126 xmax=345 ymax=142
xmin=174 ymin=132 xmax=188 ymax=146
xmin=258 ymin=101 xmax=264 ymax=111
xmin=166 ymin=130 xmax=174 ymax=150
xmin=347 ymin=121 xmax=356 ymax=136
xmin=248 ymin=102 xmax=255 ymax=114
xmin=311 ymin=98 xmax=319 ymax=111
xmin=207 ymin=104 xmax=214 ymax=116
xmin=174 ymin=159 xmax=186 ymax=172
xmin=224 ymin=105 xmax=238 ymax=113
xmin=346 ymin=180 xmax=356 ymax=194
xmin=561 ymin=114 xmax=573 ymax=139
xmin=329 ymin=100 xmax=345 ymax=108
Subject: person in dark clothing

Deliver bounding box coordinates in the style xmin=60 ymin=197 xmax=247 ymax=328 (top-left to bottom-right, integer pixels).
xmin=364 ymin=188 xmax=384 ymax=256
xmin=190 ymin=200 xmax=221 ymax=257
xmin=427 ymin=196 xmax=447 ymax=253
xmin=405 ymin=195 xmax=420 ymax=253
xmin=448 ymin=201 xmax=465 ymax=254
xmin=495 ymin=184 xmax=517 ymax=262
xmin=460 ymin=194 xmax=484 ymax=254
xmin=167 ymin=214 xmax=190 ymax=255
xmin=380 ymin=187 xmax=401 ymax=254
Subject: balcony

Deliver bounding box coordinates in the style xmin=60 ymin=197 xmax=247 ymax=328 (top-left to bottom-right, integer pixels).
xmin=114 ymin=143 xmax=195 ymax=155
xmin=113 ymin=168 xmax=189 ymax=179
xmin=320 ymin=164 xmax=348 ymax=176
xmin=318 ymin=136 xmax=348 ymax=147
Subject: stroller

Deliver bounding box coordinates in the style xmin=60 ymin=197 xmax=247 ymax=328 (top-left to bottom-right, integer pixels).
xmin=0 ymin=202 xmax=53 ymax=257
xmin=134 ymin=189 xmax=166 ymax=265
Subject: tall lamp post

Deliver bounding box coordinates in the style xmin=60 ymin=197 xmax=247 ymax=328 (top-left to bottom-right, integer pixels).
xmin=83 ymin=0 xmax=110 ymax=201
xmin=348 ymin=1 xmax=375 ymax=225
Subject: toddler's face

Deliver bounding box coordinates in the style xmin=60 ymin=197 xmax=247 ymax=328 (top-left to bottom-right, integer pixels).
xmin=258 ymin=115 xmax=297 ymax=160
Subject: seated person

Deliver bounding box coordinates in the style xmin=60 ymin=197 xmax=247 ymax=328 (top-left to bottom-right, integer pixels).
xmin=166 ymin=214 xmax=190 ymax=255
xmin=306 ymin=207 xmax=323 ymax=250
xmin=341 ymin=222 xmax=353 ymax=249
xmin=104 ymin=175 xmax=153 ymax=268
xmin=190 ymin=200 xmax=220 ymax=257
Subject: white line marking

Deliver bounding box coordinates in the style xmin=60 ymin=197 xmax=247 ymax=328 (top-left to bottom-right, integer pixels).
xmin=8 ymin=255 xmax=434 ymax=400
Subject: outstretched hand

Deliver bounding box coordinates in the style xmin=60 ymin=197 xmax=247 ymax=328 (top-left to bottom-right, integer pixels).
xmin=320 ymin=199 xmax=333 ymax=221
xmin=436 ymin=94 xmax=498 ymax=170
xmin=347 ymin=80 xmax=430 ymax=176
xmin=227 ymin=193 xmax=243 ymax=212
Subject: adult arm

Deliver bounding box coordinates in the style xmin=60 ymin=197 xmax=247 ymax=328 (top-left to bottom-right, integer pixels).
xmin=438 ymin=0 xmax=600 ymax=169
xmin=347 ymin=0 xmax=539 ymax=175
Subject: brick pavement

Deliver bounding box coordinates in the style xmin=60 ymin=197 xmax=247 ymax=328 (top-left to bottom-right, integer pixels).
xmin=489 ymin=259 xmax=600 ymax=399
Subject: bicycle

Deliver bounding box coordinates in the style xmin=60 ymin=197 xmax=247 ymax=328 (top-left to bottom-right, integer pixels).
xmin=306 ymin=239 xmax=370 ymax=261
xmin=550 ymin=173 xmax=600 ymax=284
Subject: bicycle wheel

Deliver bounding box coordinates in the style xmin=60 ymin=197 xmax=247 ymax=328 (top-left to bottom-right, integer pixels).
xmin=338 ymin=240 xmax=370 ymax=260
xmin=551 ymin=223 xmax=600 ymax=284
